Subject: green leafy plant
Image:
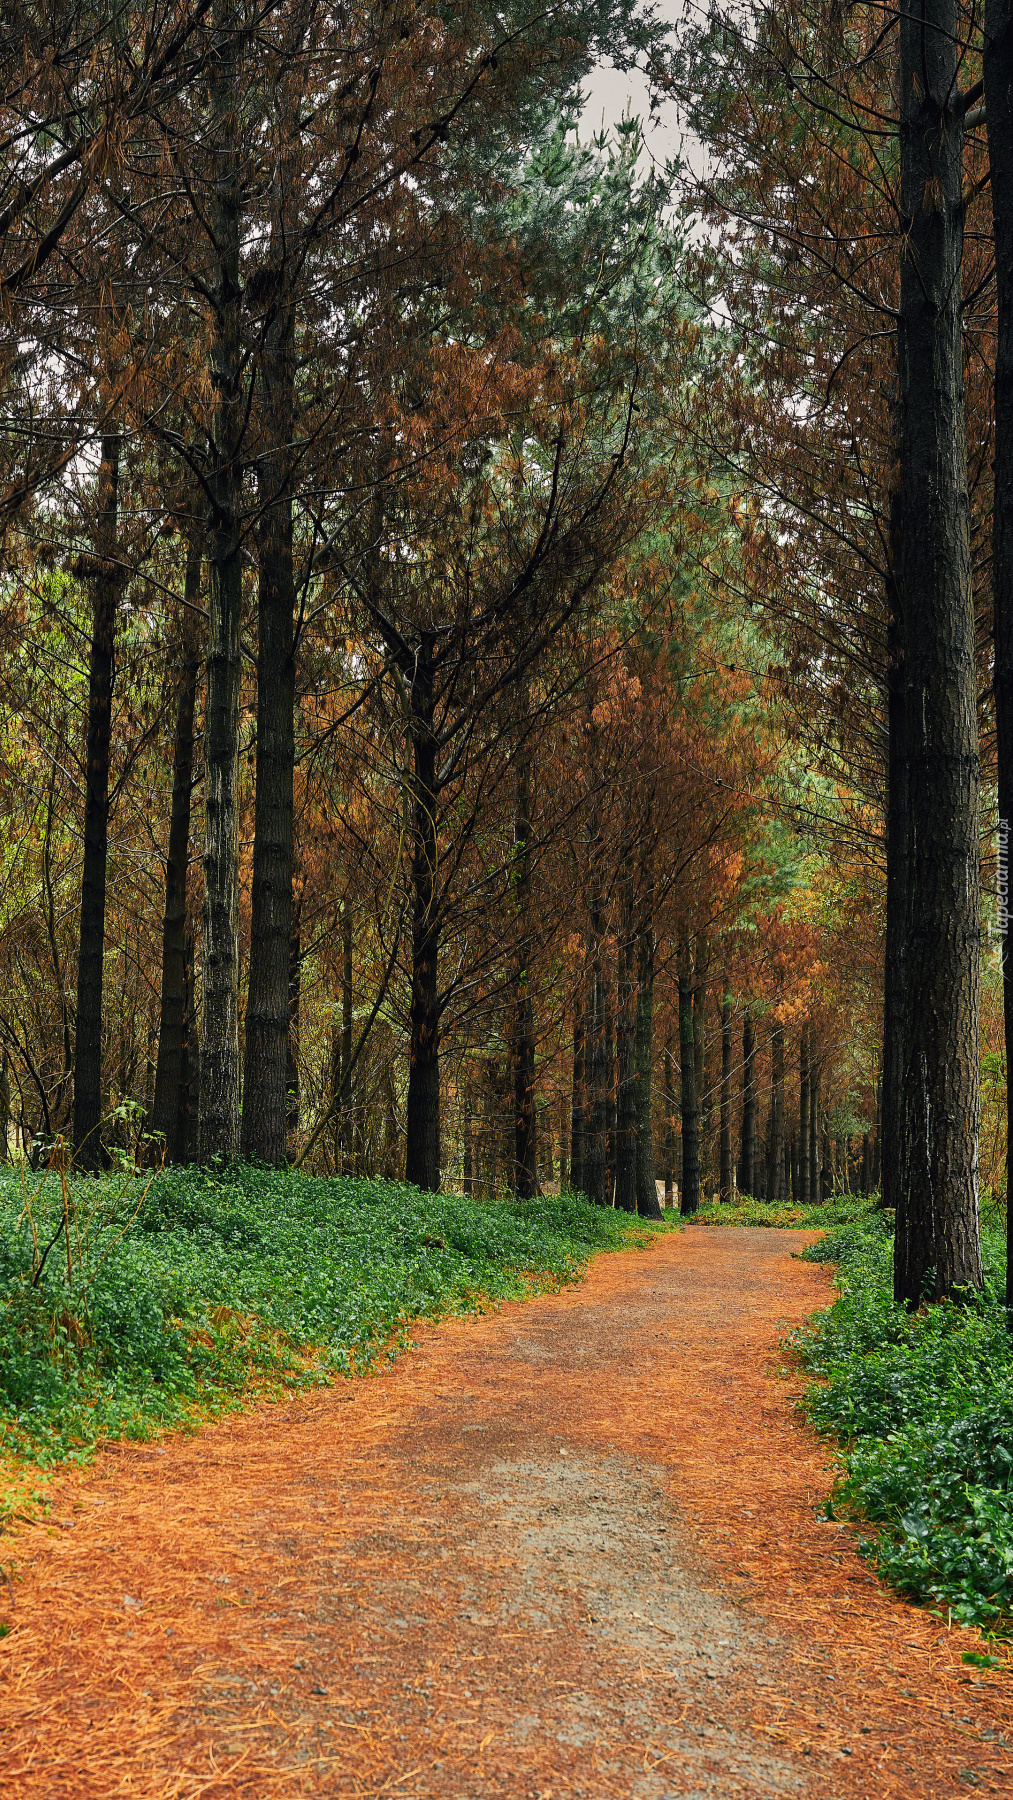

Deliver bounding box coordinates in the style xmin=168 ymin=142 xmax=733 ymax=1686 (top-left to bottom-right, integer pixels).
xmin=791 ymin=1212 xmax=1013 ymax=1634
xmin=0 ymin=1169 xmax=656 ymax=1470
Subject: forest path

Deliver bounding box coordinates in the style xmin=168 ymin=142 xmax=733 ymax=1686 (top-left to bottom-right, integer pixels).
xmin=2 ymin=1225 xmax=1013 ymax=1800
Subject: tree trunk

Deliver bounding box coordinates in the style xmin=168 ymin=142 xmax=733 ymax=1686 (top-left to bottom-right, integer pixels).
xmin=241 ymin=194 xmax=297 ymax=1165
xmin=584 ymin=769 xmax=609 ymax=1205
xmin=584 ymin=963 xmax=609 ymax=1206
xmin=768 ymin=1023 xmax=785 ymax=1202
xmin=74 ymin=426 xmax=121 ymax=1166
xmin=635 ymin=913 xmax=661 ymax=1218
xmin=693 ymin=934 xmax=708 ymax=1185
xmin=199 ymin=9 xmax=245 ymax=1164
xmin=463 ymin=1076 xmax=474 ymax=1195
xmin=664 ymin=1031 xmax=675 ymax=1207
xmin=894 ymin=0 xmax=983 ymax=1301
xmin=984 ymin=0 xmax=1013 ymax=1314
xmin=405 ymin=639 xmax=441 ymax=1191
xmin=679 ymin=932 xmax=700 ymax=1215
xmin=341 ymin=901 xmax=353 ymax=1169
xmin=286 ymin=919 xmax=301 ymax=1134
xmin=881 ymin=504 xmax=908 ymax=1222
xmin=570 ymin=1007 xmax=585 ymax=1195
xmin=512 ymin=742 xmax=537 ymax=1198
xmin=810 ymin=1056 xmax=820 ymax=1203
xmin=558 ymin=1088 xmax=568 ymax=1192
xmin=151 ymin=519 xmax=202 ymax=1163
xmin=740 ymin=1009 xmax=756 ymax=1196
xmin=614 ymin=820 xmax=637 ymax=1212
xmin=799 ymin=1025 xmax=810 ymax=1206
xmin=719 ymin=989 xmax=733 ymax=1203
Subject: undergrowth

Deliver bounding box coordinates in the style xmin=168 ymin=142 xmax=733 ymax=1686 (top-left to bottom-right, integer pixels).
xmin=791 ymin=1209 xmax=1013 ymax=1636
xmin=694 ymin=1194 xmax=877 ymax=1229
xmin=0 ymin=1165 xmax=655 ymax=1490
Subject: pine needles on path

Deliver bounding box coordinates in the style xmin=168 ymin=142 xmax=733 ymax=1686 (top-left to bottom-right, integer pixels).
xmin=1 ymin=1227 xmax=1011 ymax=1797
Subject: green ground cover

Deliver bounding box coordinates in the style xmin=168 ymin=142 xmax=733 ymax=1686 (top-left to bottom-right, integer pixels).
xmin=694 ymin=1194 xmax=877 ymax=1229
xmin=791 ymin=1204 xmax=1013 ymax=1639
xmin=0 ymin=1165 xmax=658 ymax=1485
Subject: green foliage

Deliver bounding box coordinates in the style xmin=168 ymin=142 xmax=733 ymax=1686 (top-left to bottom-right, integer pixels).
xmin=792 ymin=1213 xmax=1013 ymax=1634
xmin=0 ymin=1166 xmax=653 ymax=1470
xmin=695 ymin=1194 xmax=877 ymax=1229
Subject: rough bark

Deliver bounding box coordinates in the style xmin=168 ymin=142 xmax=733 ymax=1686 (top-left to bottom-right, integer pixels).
xmin=241 ymin=189 xmax=297 ymax=1165
xmin=881 ymin=488 xmax=908 ymax=1222
xmin=199 ymin=6 xmax=245 ymax=1164
xmin=894 ymin=0 xmax=983 ymax=1301
xmin=151 ymin=520 xmax=202 ymax=1162
xmin=73 ymin=427 xmax=121 ymax=1166
xmin=985 ymin=0 xmax=1013 ymax=1314
xmin=664 ymin=1031 xmax=675 ymax=1207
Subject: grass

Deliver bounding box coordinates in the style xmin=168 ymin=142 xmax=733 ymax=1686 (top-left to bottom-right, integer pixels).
xmin=790 ymin=1204 xmax=1013 ymax=1636
xmin=0 ymin=1163 xmax=658 ymax=1495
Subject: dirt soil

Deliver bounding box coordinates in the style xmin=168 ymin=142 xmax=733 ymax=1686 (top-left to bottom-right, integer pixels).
xmin=2 ymin=1223 xmax=1013 ymax=1799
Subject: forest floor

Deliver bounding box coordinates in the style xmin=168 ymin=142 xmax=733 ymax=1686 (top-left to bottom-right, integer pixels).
xmin=2 ymin=1224 xmax=1012 ymax=1799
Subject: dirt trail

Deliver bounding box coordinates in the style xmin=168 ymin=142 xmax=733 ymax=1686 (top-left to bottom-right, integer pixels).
xmin=2 ymin=1224 xmax=1012 ymax=1799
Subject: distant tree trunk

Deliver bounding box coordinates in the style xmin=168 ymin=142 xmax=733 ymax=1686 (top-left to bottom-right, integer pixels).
xmin=199 ymin=21 xmax=245 ymax=1164
xmin=584 ymin=964 xmax=609 ymax=1206
xmin=693 ymin=934 xmax=708 ymax=1185
xmin=286 ymin=920 xmax=301 ymax=1135
xmin=0 ymin=1051 xmax=9 ymax=1163
xmin=558 ymin=1088 xmax=568 ymax=1191
xmin=679 ymin=932 xmax=700 ymax=1215
xmin=635 ymin=908 xmax=661 ymax=1219
xmin=768 ymin=1023 xmax=785 ymax=1201
xmin=512 ymin=741 xmax=537 ymax=1199
xmin=984 ymin=0 xmax=1013 ymax=1315
xmin=541 ymin=1110 xmax=552 ymax=1187
xmin=799 ymin=1026 xmax=810 ymax=1206
xmin=151 ymin=521 xmax=202 ymax=1162
xmin=719 ymin=990 xmax=733 ymax=1203
xmin=405 ymin=638 xmax=441 ymax=1191
xmin=604 ymin=994 xmax=616 ymax=1201
xmin=894 ymin=0 xmax=982 ymax=1302
xmin=584 ymin=763 xmax=609 ymax=1205
xmin=614 ymin=823 xmax=637 ymax=1213
xmin=463 ymin=1076 xmax=474 ymax=1195
xmin=179 ymin=929 xmax=199 ymax=1163
xmin=664 ymin=1031 xmax=675 ymax=1207
xmin=809 ymin=1055 xmax=821 ymax=1203
xmin=570 ymin=1007 xmax=585 ymax=1195
xmin=341 ymin=901 xmax=353 ymax=1169
xmin=740 ymin=1010 xmax=756 ymax=1196
xmin=74 ymin=426 xmax=121 ymax=1167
